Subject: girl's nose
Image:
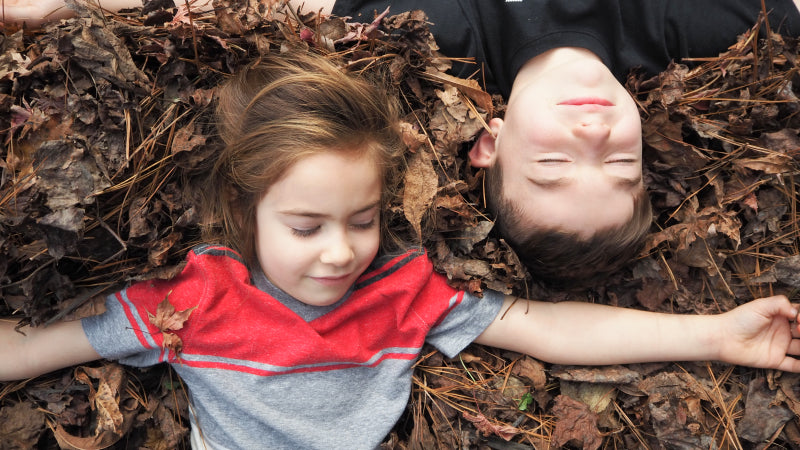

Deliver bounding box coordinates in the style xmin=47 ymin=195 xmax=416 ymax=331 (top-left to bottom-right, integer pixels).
xmin=319 ymin=235 xmax=355 ymax=266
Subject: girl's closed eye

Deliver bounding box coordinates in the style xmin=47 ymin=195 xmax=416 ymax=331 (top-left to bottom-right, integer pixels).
xmin=291 ymin=226 xmax=320 ymax=238
xmin=350 ymin=218 xmax=377 ymax=231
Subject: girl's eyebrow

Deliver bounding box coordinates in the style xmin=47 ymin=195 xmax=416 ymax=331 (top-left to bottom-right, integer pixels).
xmin=279 ymin=201 xmax=381 ymax=218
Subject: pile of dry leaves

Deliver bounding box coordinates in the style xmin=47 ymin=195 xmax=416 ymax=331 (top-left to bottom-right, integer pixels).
xmin=1 ymin=0 xmax=800 ymax=448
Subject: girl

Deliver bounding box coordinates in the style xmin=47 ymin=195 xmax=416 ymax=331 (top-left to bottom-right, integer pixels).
xmin=1 ymin=51 xmax=800 ymax=449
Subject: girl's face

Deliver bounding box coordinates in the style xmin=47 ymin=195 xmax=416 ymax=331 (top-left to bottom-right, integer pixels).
xmin=254 ymin=151 xmax=382 ymax=306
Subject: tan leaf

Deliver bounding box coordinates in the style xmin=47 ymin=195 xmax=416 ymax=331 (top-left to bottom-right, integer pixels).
xmin=162 ymin=332 xmax=185 ymax=355
xmin=511 ymin=356 xmax=548 ymax=390
xmin=550 ymin=395 xmax=603 ymax=450
xmin=402 ymin=149 xmax=439 ymax=240
xmin=732 ymin=153 xmax=795 ymax=174
xmin=421 ymin=66 xmax=493 ymax=115
xmin=462 ymin=411 xmax=519 ymax=440
xmin=147 ymin=290 xmax=197 ymax=333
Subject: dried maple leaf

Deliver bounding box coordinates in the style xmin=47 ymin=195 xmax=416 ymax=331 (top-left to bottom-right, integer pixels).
xmin=148 ymin=290 xmax=197 ymax=333
xmin=147 ymin=290 xmax=197 ymax=355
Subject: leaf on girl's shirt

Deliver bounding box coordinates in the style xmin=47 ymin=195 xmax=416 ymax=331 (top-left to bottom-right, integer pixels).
xmin=147 ymin=290 xmax=197 ymax=355
xmin=161 ymin=332 xmax=186 ymax=355
xmin=148 ymin=290 xmax=197 ymax=332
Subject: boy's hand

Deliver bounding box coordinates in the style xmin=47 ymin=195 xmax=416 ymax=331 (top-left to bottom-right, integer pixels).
xmin=717 ymin=295 xmax=800 ymax=372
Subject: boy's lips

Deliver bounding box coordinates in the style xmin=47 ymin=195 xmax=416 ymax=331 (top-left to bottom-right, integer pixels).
xmin=558 ymin=97 xmax=614 ymax=106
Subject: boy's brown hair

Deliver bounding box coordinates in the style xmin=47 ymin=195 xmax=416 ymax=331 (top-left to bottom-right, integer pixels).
xmin=199 ymin=51 xmax=405 ymax=267
xmin=484 ymin=162 xmax=653 ymax=290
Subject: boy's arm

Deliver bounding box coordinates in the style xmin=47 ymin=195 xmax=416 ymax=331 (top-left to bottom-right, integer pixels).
xmin=0 ymin=318 xmax=101 ymax=381
xmin=474 ymin=295 xmax=800 ymax=372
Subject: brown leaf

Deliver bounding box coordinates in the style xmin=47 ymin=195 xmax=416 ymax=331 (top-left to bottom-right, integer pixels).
xmin=732 ymin=153 xmax=795 ymax=174
xmin=171 ymin=122 xmax=207 ymax=156
xmin=149 ymin=402 xmax=189 ymax=448
xmin=560 ymin=382 xmax=617 ymax=414
xmin=146 ymin=291 xmax=196 ymax=356
xmin=147 ymin=290 xmax=197 ymax=333
xmin=75 ymin=365 xmax=126 ymax=433
xmin=0 ymin=402 xmax=46 ymax=449
xmin=550 ymin=395 xmax=603 ymax=450
xmin=510 ymin=356 xmax=548 ymax=390
xmin=402 ymin=149 xmax=439 ymax=240
xmin=57 ymin=363 xmax=133 ymax=450
xmin=162 ymin=332 xmax=185 ymax=355
xmin=148 ymin=232 xmax=183 ymax=267
xmin=462 ymin=411 xmax=519 ymax=441
xmin=551 ymin=365 xmax=643 ymax=385
xmin=737 ymin=377 xmax=795 ymax=443
xmin=635 ymin=277 xmax=675 ymax=311
xmin=421 ymin=66 xmax=493 ymax=115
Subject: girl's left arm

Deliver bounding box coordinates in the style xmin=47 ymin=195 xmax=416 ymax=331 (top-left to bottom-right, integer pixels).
xmin=474 ymin=295 xmax=800 ymax=372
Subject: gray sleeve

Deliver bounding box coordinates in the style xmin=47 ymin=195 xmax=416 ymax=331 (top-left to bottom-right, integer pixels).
xmin=425 ymin=289 xmax=505 ymax=358
xmin=81 ymin=292 xmax=165 ymax=367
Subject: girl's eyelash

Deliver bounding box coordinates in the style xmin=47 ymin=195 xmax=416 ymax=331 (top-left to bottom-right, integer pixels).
xmin=351 ymin=219 xmax=376 ymax=230
xmin=290 ymin=219 xmax=376 ymax=237
xmin=291 ymin=227 xmax=319 ymax=237
xmin=607 ymin=159 xmax=636 ymax=163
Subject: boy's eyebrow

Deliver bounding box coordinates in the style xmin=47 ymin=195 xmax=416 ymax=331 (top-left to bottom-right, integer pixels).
xmin=530 ymin=174 xmax=643 ymax=190
xmin=279 ymin=201 xmax=381 ymax=218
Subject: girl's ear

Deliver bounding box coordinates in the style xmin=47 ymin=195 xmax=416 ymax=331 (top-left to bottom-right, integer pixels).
xmin=468 ymin=118 xmax=503 ymax=168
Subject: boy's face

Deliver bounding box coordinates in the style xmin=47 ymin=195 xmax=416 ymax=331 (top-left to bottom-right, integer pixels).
xmin=254 ymin=151 xmax=381 ymax=306
xmin=474 ymin=55 xmax=644 ymax=237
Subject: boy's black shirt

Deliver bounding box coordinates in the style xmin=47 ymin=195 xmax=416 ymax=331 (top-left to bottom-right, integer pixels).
xmin=333 ymin=0 xmax=800 ymax=96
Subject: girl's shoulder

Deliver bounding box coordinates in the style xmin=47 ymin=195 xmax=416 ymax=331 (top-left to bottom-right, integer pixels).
xmin=357 ymin=247 xmax=445 ymax=289
xmin=367 ymin=247 xmax=427 ymax=272
xmin=189 ymin=243 xmax=246 ymax=265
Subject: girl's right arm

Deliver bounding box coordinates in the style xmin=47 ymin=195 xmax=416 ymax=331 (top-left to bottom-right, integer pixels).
xmin=0 ymin=318 xmax=101 ymax=381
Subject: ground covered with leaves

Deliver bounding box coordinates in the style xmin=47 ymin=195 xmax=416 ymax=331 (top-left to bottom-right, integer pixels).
xmin=1 ymin=1 xmax=800 ymax=448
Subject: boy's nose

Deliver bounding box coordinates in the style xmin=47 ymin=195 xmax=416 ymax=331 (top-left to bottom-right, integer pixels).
xmin=572 ymin=122 xmax=611 ymax=147
xmin=320 ymin=236 xmax=355 ymax=266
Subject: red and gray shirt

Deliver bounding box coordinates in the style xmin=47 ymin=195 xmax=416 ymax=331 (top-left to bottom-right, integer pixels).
xmin=82 ymin=244 xmax=504 ymax=449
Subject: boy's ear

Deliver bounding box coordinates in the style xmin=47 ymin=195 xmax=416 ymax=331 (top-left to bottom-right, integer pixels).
xmin=468 ymin=118 xmax=503 ymax=168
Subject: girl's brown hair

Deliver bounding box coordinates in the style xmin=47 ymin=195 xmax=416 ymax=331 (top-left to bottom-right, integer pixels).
xmin=200 ymin=51 xmax=405 ymax=267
